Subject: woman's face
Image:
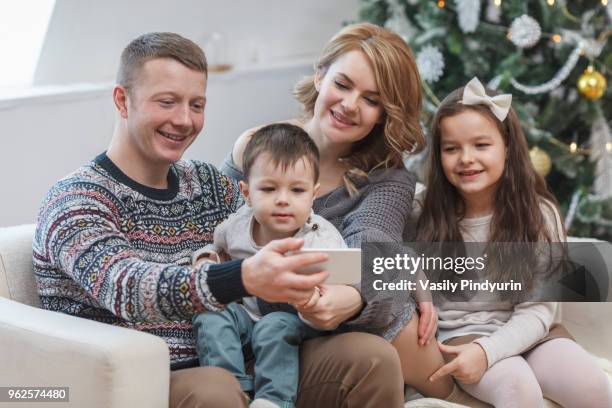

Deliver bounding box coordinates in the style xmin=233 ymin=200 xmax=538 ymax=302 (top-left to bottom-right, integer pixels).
xmin=313 ymin=50 xmax=384 ymax=147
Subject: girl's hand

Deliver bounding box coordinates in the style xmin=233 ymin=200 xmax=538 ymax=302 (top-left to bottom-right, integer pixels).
xmin=429 ymin=342 xmax=488 ymax=384
xmin=297 ymin=284 xmax=363 ymax=330
xmin=416 ymin=301 xmax=438 ymax=346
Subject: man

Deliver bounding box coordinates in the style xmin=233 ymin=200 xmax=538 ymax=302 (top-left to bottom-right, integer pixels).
xmin=33 ymin=32 xmax=404 ymax=407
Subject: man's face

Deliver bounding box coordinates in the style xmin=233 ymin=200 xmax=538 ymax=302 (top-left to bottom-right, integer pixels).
xmin=124 ymin=58 xmax=207 ymax=166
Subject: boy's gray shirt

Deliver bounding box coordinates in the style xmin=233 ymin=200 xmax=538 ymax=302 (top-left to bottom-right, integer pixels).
xmin=210 ymin=204 xmax=347 ymax=260
xmin=203 ymin=204 xmax=347 ymax=320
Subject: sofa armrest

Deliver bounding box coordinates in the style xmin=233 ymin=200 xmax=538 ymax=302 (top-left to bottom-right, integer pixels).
xmin=561 ymin=302 xmax=612 ymax=362
xmin=0 ymin=298 xmax=170 ymax=408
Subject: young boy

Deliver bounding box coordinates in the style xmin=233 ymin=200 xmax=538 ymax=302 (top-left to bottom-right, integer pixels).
xmin=191 ymin=123 xmax=346 ymax=408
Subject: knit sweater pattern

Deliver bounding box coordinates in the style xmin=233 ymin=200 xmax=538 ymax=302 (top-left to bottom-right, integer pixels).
xmin=33 ymin=153 xmax=243 ymax=365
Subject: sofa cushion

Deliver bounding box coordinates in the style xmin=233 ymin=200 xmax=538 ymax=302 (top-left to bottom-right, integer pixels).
xmin=0 ymin=224 xmax=39 ymax=306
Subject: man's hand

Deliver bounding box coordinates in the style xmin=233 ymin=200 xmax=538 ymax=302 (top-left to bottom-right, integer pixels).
xmin=429 ymin=342 xmax=488 ymax=384
xmin=416 ymin=301 xmax=438 ymax=346
xmin=242 ymin=237 xmax=329 ymax=305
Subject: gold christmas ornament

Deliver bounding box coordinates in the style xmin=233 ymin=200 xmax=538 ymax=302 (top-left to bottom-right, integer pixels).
xmin=577 ymin=66 xmax=607 ymax=100
xmin=530 ymin=146 xmax=552 ymax=176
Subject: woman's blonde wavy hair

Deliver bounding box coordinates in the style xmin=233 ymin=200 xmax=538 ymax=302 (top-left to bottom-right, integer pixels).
xmin=294 ymin=23 xmax=424 ymax=194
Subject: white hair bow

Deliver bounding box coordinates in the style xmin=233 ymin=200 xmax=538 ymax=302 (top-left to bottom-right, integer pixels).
xmin=461 ymin=77 xmax=512 ymax=122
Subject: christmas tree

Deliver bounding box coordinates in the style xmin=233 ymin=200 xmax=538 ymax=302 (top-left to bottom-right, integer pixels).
xmin=358 ymin=0 xmax=611 ymax=240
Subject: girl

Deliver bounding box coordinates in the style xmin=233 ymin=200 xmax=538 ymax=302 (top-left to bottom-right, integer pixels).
xmin=420 ymin=77 xmax=611 ymax=407
xmin=222 ymin=23 xmax=454 ymax=399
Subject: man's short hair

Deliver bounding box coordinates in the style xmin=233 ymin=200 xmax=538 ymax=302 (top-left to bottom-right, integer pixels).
xmin=117 ymin=32 xmax=207 ymax=91
xmin=243 ymin=123 xmax=320 ymax=182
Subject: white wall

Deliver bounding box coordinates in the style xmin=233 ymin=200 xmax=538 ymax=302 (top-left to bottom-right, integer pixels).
xmin=0 ymin=0 xmax=359 ymax=227
xmin=35 ymin=0 xmax=358 ymax=84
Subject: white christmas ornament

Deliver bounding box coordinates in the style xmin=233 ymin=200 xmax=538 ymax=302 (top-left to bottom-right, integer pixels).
xmin=416 ymin=45 xmax=445 ymax=83
xmin=385 ymin=0 xmax=415 ymax=40
xmin=509 ymin=15 xmax=542 ymax=48
xmin=456 ymin=0 xmax=481 ymax=33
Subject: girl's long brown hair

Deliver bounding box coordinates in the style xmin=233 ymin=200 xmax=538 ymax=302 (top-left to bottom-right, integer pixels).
xmin=418 ymin=86 xmax=564 ymax=244
xmin=417 ymin=87 xmax=565 ymax=292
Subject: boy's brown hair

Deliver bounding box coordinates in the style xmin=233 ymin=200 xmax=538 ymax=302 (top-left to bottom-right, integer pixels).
xmin=242 ymin=123 xmax=320 ymax=182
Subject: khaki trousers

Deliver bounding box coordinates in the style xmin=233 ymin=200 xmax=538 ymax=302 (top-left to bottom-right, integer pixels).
xmin=170 ymin=332 xmax=404 ymax=408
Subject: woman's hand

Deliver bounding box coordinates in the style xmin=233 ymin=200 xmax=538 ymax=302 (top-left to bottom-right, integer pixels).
xmin=416 ymin=301 xmax=438 ymax=346
xmin=414 ymin=270 xmax=437 ymax=345
xmin=297 ymin=284 xmax=363 ymax=330
xmin=429 ymin=342 xmax=488 ymax=384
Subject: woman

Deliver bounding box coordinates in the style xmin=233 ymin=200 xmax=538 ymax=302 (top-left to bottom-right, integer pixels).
xmin=221 ymin=23 xmax=455 ymax=400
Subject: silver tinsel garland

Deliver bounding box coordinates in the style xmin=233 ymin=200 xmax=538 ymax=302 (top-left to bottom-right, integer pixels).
xmin=590 ymin=113 xmax=612 ymax=201
xmin=565 ymin=190 xmax=581 ymax=230
xmin=487 ymin=75 xmax=502 ymax=90
xmin=510 ymin=43 xmax=582 ymax=94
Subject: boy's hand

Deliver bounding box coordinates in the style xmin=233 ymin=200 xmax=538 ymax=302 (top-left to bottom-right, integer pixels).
xmin=294 ymin=287 xmax=321 ymax=311
xmin=298 ymin=284 xmax=362 ymax=330
xmin=194 ymin=251 xmax=220 ymax=268
xmin=217 ymin=250 xmax=230 ymax=263
xmin=429 ymin=342 xmax=488 ymax=384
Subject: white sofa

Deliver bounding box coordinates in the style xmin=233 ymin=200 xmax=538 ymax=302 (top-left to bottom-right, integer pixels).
xmin=0 ymin=224 xmax=169 ymax=408
xmin=1 ymin=224 xmax=611 ymax=408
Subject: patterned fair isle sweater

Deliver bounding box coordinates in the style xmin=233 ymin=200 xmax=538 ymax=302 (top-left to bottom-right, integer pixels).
xmin=33 ymin=153 xmax=247 ymax=368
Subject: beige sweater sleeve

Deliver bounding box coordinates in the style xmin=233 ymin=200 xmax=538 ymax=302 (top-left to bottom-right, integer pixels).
xmin=467 ymin=200 xmax=564 ymax=367
xmin=474 ymin=302 xmax=556 ymax=367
